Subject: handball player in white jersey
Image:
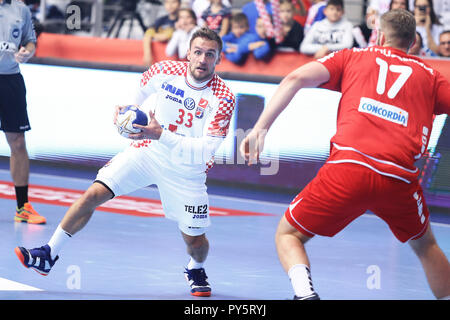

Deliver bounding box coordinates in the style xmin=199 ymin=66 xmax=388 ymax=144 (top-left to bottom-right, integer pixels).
xmin=15 ymin=27 xmax=236 ymax=297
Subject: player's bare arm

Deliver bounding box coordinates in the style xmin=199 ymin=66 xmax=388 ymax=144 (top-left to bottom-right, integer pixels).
xmin=15 ymin=42 xmax=35 ymax=64
xmin=240 ymin=61 xmax=330 ymax=165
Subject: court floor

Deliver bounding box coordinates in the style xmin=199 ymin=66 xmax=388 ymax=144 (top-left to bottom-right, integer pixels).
xmin=0 ymin=166 xmax=449 ymax=300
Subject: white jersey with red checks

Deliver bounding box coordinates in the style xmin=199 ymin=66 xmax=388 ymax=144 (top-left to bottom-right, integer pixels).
xmin=132 ymin=60 xmax=236 ymax=177
xmin=318 ymin=46 xmax=450 ymax=183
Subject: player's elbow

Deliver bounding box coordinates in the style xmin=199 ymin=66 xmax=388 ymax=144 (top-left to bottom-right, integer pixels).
xmin=283 ymin=62 xmax=330 ymax=89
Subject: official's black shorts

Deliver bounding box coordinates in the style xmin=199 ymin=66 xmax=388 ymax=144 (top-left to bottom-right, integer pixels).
xmin=0 ymin=73 xmax=31 ymax=132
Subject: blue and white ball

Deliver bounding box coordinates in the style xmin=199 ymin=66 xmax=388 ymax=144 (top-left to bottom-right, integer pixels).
xmin=115 ymin=105 xmax=148 ymax=138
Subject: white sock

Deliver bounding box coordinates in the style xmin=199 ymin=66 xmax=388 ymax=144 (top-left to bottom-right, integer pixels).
xmin=288 ymin=264 xmax=316 ymax=298
xmin=47 ymin=225 xmax=72 ymax=260
xmin=187 ymin=257 xmax=203 ymax=270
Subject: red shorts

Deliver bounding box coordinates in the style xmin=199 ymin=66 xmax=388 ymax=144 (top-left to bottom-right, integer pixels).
xmin=285 ymin=163 xmax=429 ymax=243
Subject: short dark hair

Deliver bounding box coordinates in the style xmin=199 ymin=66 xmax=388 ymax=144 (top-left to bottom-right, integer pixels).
xmin=178 ymin=7 xmax=197 ymax=23
xmin=326 ymin=0 xmax=344 ymax=9
xmin=380 ymin=9 xmax=416 ymax=49
xmin=230 ymin=12 xmax=249 ymax=27
xmin=190 ymin=27 xmax=223 ymax=53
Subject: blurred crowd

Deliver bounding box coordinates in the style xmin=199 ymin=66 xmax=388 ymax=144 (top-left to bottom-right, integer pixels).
xmin=22 ymin=0 xmax=450 ymax=65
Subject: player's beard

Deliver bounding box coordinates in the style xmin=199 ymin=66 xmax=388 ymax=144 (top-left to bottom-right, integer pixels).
xmin=189 ymin=64 xmax=214 ymax=83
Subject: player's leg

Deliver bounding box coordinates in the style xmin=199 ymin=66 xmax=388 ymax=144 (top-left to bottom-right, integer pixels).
xmin=181 ymin=230 xmax=209 ymax=266
xmin=372 ymin=177 xmax=450 ymax=299
xmin=275 ymin=214 xmax=319 ymax=300
xmin=15 ymin=145 xmax=156 ymax=276
xmin=5 ymin=132 xmax=29 ymax=188
xmin=5 ymin=132 xmax=46 ymax=224
xmin=1 ymin=73 xmax=45 ymax=224
xmin=278 ymin=163 xmax=370 ymax=299
xmin=158 ymin=169 xmax=212 ymax=296
xmin=408 ymin=224 xmax=450 ymax=299
xmin=14 ymin=182 xmax=113 ymax=276
xmin=59 ymin=182 xmax=114 ymax=235
xmin=180 ymin=227 xmax=212 ymax=297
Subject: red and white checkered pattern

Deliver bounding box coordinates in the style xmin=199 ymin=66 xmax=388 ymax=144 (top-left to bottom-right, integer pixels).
xmin=207 ymin=75 xmax=235 ymax=137
xmin=140 ymin=61 xmax=188 ymax=87
xmin=254 ymin=0 xmax=283 ymax=44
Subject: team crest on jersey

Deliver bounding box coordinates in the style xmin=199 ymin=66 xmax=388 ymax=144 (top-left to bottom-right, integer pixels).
xmin=12 ymin=27 xmax=20 ymax=39
xmin=195 ymin=98 xmax=208 ymax=119
xmin=184 ymin=97 xmax=196 ymax=110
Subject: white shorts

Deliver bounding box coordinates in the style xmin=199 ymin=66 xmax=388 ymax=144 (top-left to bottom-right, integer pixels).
xmin=95 ymin=144 xmax=210 ymax=236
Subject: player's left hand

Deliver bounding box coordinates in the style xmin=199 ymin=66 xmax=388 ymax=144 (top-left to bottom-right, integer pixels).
xmin=15 ymin=47 xmax=33 ymax=63
xmin=239 ymin=128 xmax=267 ymax=166
xmin=129 ymin=111 xmax=163 ymax=140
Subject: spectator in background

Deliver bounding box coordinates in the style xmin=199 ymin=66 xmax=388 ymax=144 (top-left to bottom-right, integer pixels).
xmin=191 ymin=0 xmax=231 ymax=26
xmin=367 ymin=0 xmax=392 ymax=17
xmin=143 ymin=0 xmax=181 ymax=67
xmin=277 ymin=0 xmax=304 ymax=51
xmin=243 ymin=0 xmax=273 ymax=34
xmin=222 ymin=12 xmax=254 ymax=64
xmin=303 ymin=0 xmax=327 ymax=35
xmin=352 ymin=0 xmax=409 ymax=49
xmin=409 ymin=30 xmax=437 ymax=56
xmin=414 ymin=0 xmax=444 ymax=55
xmin=244 ymin=17 xmax=277 ymax=60
xmin=300 ymin=0 xmax=353 ymax=58
xmin=438 ymin=30 xmax=450 ymax=57
xmin=291 ymin=0 xmax=309 ymax=27
xmin=408 ymin=31 xmax=424 ymax=55
xmin=165 ymin=8 xmax=200 ymax=60
xmin=242 ymin=0 xmax=284 ymax=44
xmin=410 ymin=0 xmax=450 ymax=28
xmin=201 ymin=0 xmax=231 ymax=37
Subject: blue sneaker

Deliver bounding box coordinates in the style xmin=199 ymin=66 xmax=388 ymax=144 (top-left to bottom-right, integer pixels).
xmin=184 ymin=268 xmax=211 ymax=297
xmin=14 ymin=245 xmax=58 ymax=276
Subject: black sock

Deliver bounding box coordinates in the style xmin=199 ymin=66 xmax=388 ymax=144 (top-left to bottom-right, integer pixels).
xmin=15 ymin=185 xmax=28 ymax=209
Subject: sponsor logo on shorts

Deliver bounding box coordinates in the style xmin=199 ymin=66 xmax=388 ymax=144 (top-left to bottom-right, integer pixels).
xmin=358 ymin=97 xmax=408 ymax=127
xmin=185 ymin=204 xmax=208 ymax=219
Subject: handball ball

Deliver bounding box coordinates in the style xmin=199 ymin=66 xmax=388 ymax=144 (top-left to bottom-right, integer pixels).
xmin=115 ymin=105 xmax=148 ymax=138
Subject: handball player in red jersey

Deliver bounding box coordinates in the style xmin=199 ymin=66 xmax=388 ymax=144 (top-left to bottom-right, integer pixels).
xmin=241 ymin=9 xmax=450 ymax=300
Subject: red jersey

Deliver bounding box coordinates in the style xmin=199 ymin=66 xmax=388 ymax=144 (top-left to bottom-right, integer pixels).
xmin=318 ymin=46 xmax=450 ymax=183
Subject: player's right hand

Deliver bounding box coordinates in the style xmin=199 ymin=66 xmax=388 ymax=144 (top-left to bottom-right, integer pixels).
xmin=239 ymin=128 xmax=267 ymax=166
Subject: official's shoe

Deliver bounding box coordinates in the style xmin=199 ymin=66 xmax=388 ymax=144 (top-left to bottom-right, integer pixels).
xmin=293 ymin=292 xmax=320 ymax=300
xmin=14 ymin=203 xmax=46 ymax=224
xmin=14 ymin=245 xmax=58 ymax=276
xmin=184 ymin=268 xmax=212 ymax=297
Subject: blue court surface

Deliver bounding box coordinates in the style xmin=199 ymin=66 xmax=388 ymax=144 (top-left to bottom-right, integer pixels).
xmin=0 ymin=163 xmax=449 ymax=301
